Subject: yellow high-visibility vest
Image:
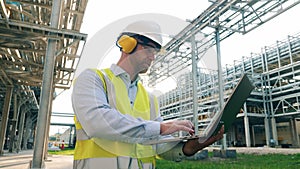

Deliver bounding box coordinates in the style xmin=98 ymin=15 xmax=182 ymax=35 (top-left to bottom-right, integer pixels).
xmin=74 ymin=68 xmax=158 ymax=164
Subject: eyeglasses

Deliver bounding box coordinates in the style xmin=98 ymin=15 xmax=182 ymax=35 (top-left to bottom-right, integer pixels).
xmin=138 ymin=42 xmax=161 ymax=54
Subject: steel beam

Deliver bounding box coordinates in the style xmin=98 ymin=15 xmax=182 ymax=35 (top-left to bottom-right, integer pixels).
xmin=31 ymin=0 xmax=62 ymax=168
xmin=0 ymin=86 xmax=13 ymax=155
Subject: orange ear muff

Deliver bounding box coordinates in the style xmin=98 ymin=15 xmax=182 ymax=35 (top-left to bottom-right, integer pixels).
xmin=117 ymin=35 xmax=137 ymax=54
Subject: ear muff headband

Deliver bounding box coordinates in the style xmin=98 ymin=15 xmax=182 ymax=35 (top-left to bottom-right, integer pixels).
xmin=117 ymin=35 xmax=137 ymax=54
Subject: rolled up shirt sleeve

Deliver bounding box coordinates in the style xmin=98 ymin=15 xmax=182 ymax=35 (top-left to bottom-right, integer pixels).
xmin=157 ymin=142 xmax=186 ymax=162
xmin=72 ymin=69 xmax=161 ymax=144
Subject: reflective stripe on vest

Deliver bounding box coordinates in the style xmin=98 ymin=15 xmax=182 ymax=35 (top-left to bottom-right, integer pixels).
xmin=74 ymin=69 xmax=158 ymax=164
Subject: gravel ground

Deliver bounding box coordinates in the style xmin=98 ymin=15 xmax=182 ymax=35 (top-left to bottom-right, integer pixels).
xmin=206 ymin=147 xmax=300 ymax=155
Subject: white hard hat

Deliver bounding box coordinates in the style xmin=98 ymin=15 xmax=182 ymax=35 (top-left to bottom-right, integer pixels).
xmin=122 ymin=20 xmax=162 ymax=46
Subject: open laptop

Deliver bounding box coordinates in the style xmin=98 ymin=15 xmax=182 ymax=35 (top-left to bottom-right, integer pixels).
xmin=143 ymin=74 xmax=255 ymax=145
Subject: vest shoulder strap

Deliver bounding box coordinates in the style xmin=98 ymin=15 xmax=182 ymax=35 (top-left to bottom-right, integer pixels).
xmin=92 ymin=68 xmax=158 ymax=117
xmin=91 ymin=68 xmax=107 ymax=92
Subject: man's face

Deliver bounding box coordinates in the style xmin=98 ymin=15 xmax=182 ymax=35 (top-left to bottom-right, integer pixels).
xmin=130 ymin=40 xmax=160 ymax=74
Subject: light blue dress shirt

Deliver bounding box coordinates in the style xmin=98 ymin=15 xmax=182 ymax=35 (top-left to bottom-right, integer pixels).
xmin=72 ymin=64 xmax=185 ymax=161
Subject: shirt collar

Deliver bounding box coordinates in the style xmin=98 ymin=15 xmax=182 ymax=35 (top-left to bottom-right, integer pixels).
xmin=110 ymin=64 xmax=126 ymax=76
xmin=110 ymin=64 xmax=141 ymax=85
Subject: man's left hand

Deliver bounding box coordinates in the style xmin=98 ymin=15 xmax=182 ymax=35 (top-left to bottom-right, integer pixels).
xmin=182 ymin=125 xmax=225 ymax=156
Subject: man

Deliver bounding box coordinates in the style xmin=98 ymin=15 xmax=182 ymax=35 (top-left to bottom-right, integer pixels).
xmin=72 ymin=20 xmax=224 ymax=169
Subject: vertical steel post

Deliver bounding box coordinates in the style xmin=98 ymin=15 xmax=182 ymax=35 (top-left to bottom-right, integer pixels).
xmin=8 ymin=94 xmax=18 ymax=152
xmin=191 ymin=35 xmax=199 ymax=135
xmin=31 ymin=0 xmax=61 ymax=168
xmin=23 ymin=114 xmax=33 ymax=150
xmin=215 ymin=22 xmax=226 ymax=149
xmin=0 ymin=86 xmax=13 ymax=155
xmin=243 ymin=103 xmax=251 ymax=147
xmin=17 ymin=108 xmax=26 ymax=152
xmin=251 ymin=125 xmax=256 ymax=147
xmin=44 ymin=87 xmax=54 ymax=160
xmin=262 ymin=47 xmax=278 ymax=146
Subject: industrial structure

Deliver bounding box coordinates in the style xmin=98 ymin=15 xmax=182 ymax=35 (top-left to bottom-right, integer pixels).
xmin=145 ymin=0 xmax=300 ymax=148
xmin=0 ymin=0 xmax=300 ymax=168
xmin=0 ymin=0 xmax=88 ymax=168
xmin=157 ymin=32 xmax=300 ymax=148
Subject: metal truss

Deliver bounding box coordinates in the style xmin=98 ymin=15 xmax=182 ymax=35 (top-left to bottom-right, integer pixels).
xmin=0 ymin=0 xmax=88 ymax=113
xmin=158 ymin=31 xmax=300 ymax=143
xmin=0 ymin=0 xmax=87 ymax=89
xmin=148 ymin=0 xmax=300 ymax=87
xmin=0 ymin=0 xmax=88 ymax=157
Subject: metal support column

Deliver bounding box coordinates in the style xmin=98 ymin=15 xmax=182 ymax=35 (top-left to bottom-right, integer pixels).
xmin=251 ymin=125 xmax=256 ymax=147
xmin=271 ymin=117 xmax=278 ymax=146
xmin=290 ymin=118 xmax=299 ymax=147
xmin=8 ymin=94 xmax=19 ymax=152
xmin=17 ymin=108 xmax=27 ymax=152
xmin=243 ymin=103 xmax=251 ymax=147
xmin=230 ymin=126 xmax=236 ymax=146
xmin=262 ymin=46 xmax=278 ymax=147
xmin=215 ymin=22 xmax=225 ymax=149
xmin=69 ymin=126 xmax=73 ymax=147
xmin=295 ymin=119 xmax=300 ymax=147
xmin=44 ymin=87 xmax=54 ymax=160
xmin=23 ymin=114 xmax=33 ymax=150
xmin=191 ymin=35 xmax=199 ymax=135
xmin=0 ymin=86 xmax=13 ymax=155
xmin=31 ymin=0 xmax=62 ymax=168
xmin=264 ymin=117 xmax=270 ymax=147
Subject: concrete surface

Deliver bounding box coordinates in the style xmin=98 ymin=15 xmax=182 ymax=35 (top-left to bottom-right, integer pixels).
xmin=0 ymin=150 xmax=73 ymax=169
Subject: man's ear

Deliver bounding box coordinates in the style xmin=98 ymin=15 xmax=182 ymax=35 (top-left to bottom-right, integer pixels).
xmin=116 ymin=35 xmax=138 ymax=54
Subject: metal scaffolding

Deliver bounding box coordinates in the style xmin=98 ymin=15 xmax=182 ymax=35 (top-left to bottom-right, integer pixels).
xmin=1 ymin=1 xmax=300 ymax=168
xmin=146 ymin=0 xmax=300 ymax=148
xmin=158 ymin=31 xmax=300 ymax=148
xmin=0 ymin=0 xmax=88 ymax=168
xmin=148 ymin=0 xmax=300 ymax=86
